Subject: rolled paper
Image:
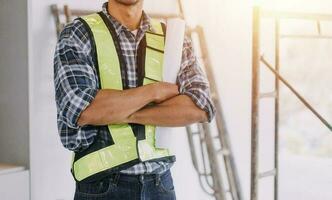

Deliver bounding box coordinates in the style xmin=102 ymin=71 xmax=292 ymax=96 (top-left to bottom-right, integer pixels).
xmin=162 ymin=18 xmax=186 ymax=83
xmin=155 ymin=18 xmax=186 ymax=150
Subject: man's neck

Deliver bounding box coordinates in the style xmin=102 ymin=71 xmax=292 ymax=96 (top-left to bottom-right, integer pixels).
xmin=108 ymin=0 xmax=143 ymax=31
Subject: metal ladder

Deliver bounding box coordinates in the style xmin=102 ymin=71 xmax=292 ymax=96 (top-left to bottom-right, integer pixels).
xmin=185 ymin=25 xmax=242 ymax=200
xmin=251 ymin=6 xmax=332 ymax=200
xmin=176 ymin=1 xmax=243 ymax=199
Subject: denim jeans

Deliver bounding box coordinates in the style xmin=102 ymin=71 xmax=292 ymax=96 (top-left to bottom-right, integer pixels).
xmin=74 ymin=169 xmax=176 ymax=200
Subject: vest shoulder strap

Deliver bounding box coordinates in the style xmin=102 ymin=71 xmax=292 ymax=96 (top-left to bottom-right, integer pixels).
xmin=149 ymin=19 xmax=164 ymax=35
xmin=80 ymin=13 xmax=123 ymax=90
xmin=143 ymin=19 xmax=165 ymax=83
xmin=80 ymin=13 xmax=102 ymax=26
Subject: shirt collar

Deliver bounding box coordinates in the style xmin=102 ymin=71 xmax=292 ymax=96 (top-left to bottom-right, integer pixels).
xmin=101 ymin=2 xmax=153 ymax=36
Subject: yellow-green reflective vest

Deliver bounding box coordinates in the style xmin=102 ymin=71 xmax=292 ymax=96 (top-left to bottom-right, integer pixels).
xmin=71 ymin=12 xmax=175 ymax=183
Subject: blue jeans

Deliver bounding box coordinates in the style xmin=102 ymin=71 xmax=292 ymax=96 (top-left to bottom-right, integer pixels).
xmin=74 ymin=169 xmax=176 ymax=200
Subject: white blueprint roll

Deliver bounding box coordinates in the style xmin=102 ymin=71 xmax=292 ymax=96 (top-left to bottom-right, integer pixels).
xmin=155 ymin=18 xmax=186 ymax=151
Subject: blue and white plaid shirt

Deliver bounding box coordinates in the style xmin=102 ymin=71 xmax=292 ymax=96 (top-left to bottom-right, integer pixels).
xmin=53 ymin=2 xmax=215 ymax=175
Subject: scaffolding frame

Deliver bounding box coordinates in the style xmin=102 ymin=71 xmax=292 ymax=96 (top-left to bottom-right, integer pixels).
xmin=251 ymin=6 xmax=332 ymax=200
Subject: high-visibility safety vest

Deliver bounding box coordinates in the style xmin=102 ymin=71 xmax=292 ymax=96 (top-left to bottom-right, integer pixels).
xmin=71 ymin=12 xmax=175 ymax=183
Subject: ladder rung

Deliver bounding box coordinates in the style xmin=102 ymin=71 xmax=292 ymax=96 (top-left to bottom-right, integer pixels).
xmin=258 ymin=169 xmax=277 ymax=179
xmin=199 ymin=173 xmax=212 ymax=176
xmin=259 ymin=91 xmax=277 ymax=99
xmin=217 ymin=149 xmax=230 ymax=156
xmin=191 ymin=131 xmax=200 ymax=135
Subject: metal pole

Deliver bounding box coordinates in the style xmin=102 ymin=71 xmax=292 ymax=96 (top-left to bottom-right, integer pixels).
xmin=50 ymin=4 xmax=62 ymax=38
xmin=64 ymin=5 xmax=72 ymax=23
xmin=274 ymin=18 xmax=280 ymax=200
xmin=251 ymin=6 xmax=261 ymax=200
xmin=317 ymin=21 xmax=322 ymax=35
xmin=260 ymin=10 xmax=332 ymax=21
xmin=177 ymin=0 xmax=185 ymax=19
xmin=280 ymin=34 xmax=332 ymax=39
xmin=202 ymin=123 xmax=226 ymax=200
xmin=260 ymin=57 xmax=332 ymax=132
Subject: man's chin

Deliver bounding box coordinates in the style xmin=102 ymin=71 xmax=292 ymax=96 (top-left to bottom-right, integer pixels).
xmin=114 ymin=0 xmax=140 ymax=6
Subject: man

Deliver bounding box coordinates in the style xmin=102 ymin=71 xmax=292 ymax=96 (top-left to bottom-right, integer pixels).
xmin=54 ymin=0 xmax=215 ymax=199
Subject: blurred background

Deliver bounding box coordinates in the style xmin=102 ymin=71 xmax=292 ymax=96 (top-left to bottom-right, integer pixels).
xmin=0 ymin=0 xmax=331 ymax=199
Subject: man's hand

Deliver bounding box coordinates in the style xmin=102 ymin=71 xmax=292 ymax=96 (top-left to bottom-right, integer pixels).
xmin=152 ymin=82 xmax=179 ymax=103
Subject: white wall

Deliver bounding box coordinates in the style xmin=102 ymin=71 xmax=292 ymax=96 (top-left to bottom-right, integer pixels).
xmin=28 ymin=1 xmax=104 ymax=199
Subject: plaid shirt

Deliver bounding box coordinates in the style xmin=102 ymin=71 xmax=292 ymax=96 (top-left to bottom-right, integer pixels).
xmin=53 ymin=2 xmax=215 ymax=175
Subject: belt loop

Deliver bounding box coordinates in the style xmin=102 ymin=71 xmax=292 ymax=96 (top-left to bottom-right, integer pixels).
xmin=112 ymin=173 xmax=120 ymax=186
xmin=155 ymin=174 xmax=161 ymax=186
xmin=139 ymin=175 xmax=144 ymax=184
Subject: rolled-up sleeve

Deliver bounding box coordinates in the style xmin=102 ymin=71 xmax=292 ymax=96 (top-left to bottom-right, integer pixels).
xmin=55 ymin=68 xmax=98 ymax=129
xmin=177 ymin=37 xmax=216 ymax=122
xmin=53 ymin=20 xmax=99 ymax=151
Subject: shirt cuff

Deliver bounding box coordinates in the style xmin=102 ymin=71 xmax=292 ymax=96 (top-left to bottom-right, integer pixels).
xmin=59 ymin=88 xmax=98 ymax=129
xmin=182 ymin=90 xmax=216 ymax=123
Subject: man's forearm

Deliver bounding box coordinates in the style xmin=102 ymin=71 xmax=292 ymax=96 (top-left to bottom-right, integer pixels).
xmin=78 ymin=85 xmax=155 ymax=126
xmin=127 ymin=95 xmax=208 ymax=127
xmin=78 ymin=82 xmax=179 ymax=126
